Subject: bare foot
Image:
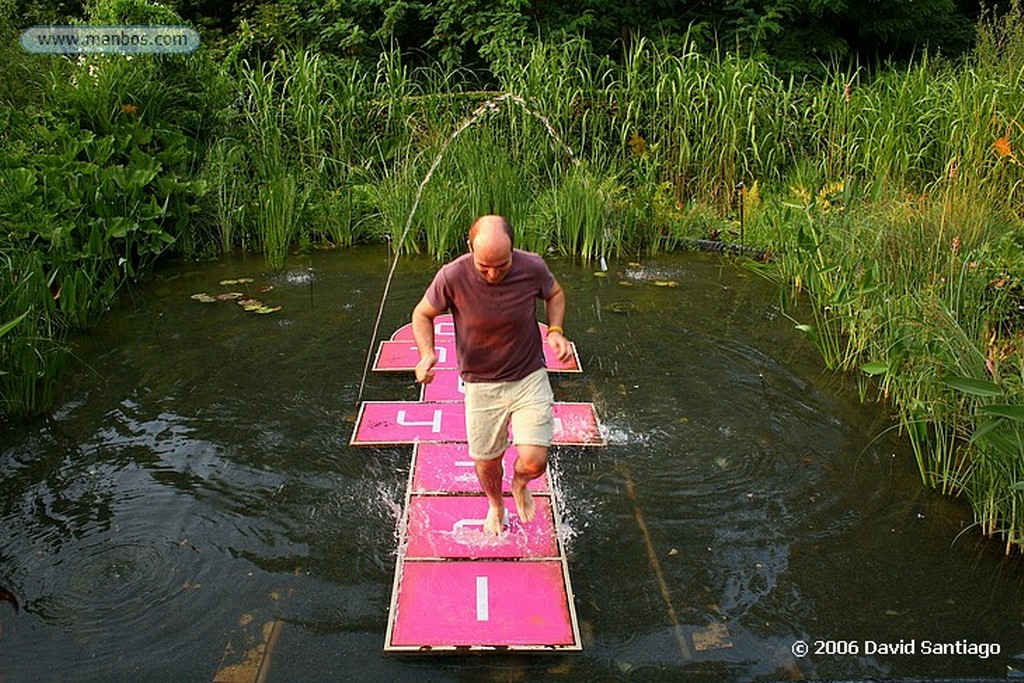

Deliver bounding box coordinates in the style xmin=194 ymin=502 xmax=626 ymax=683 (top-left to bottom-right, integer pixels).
xmin=483 ymin=504 xmax=506 ymax=536
xmin=512 ymin=483 xmax=536 ymax=524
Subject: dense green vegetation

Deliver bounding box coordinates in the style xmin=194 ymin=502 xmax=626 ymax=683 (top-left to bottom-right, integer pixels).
xmin=6 ymin=0 xmax=990 ymax=76
xmin=1 ymin=0 xmax=1023 ymax=551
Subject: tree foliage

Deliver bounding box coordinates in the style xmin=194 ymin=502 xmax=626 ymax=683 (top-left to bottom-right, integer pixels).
xmin=3 ymin=0 xmax=1004 ymax=76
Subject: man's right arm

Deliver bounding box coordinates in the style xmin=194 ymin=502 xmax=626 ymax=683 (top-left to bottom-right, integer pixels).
xmin=412 ymin=296 xmax=443 ymax=384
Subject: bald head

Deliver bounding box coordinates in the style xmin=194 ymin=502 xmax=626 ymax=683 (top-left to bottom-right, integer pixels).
xmin=468 ymin=215 xmax=514 ymax=284
xmin=469 ymin=215 xmax=514 ymax=250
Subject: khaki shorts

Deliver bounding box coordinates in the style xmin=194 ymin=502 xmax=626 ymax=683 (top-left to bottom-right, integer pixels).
xmin=464 ymin=368 xmax=554 ymax=461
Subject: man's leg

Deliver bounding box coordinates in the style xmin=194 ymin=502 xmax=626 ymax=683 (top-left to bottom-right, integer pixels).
xmin=464 ymin=380 xmax=511 ymax=536
xmin=476 ymin=456 xmax=506 ymax=536
xmin=509 ymin=369 xmax=555 ymax=524
xmin=511 ymin=445 xmax=547 ymax=523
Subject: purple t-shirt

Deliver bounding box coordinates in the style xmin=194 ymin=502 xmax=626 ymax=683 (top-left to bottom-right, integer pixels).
xmin=425 ymin=249 xmax=555 ymax=382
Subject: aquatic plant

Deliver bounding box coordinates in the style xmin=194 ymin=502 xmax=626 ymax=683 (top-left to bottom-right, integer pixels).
xmin=0 ymin=252 xmax=67 ymax=419
xmin=257 ymin=171 xmax=305 ymax=270
xmin=764 ymin=184 xmax=1024 ymax=549
xmin=202 ymin=138 xmax=248 ymax=254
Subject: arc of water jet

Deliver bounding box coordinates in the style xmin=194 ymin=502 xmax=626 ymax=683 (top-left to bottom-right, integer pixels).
xmin=355 ymin=93 xmax=581 ymax=405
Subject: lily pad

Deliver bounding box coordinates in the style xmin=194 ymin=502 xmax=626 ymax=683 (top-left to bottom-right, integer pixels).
xmin=241 ymin=300 xmax=265 ymax=311
xmin=190 ymin=293 xmax=217 ymax=303
xmin=653 ymin=280 xmax=678 ymax=287
xmin=219 ymin=278 xmax=254 ymax=286
xmin=216 ymin=292 xmax=244 ymax=301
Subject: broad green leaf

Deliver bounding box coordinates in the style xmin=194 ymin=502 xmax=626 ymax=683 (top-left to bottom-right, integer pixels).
xmin=978 ymin=404 xmax=1024 ymax=422
xmin=0 ymin=311 xmax=29 ymax=339
xmin=10 ymin=168 xmax=36 ymax=196
xmin=978 ymin=429 xmax=1023 ymax=458
xmin=105 ymin=216 xmax=133 ymax=239
xmin=861 ymin=361 xmax=889 ymax=376
xmin=942 ymin=377 xmax=1002 ymax=397
xmin=970 ymin=418 xmax=1005 ymax=443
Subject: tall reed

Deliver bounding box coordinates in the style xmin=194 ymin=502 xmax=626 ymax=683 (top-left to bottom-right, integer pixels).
xmin=0 ymin=252 xmax=67 ymax=419
xmin=256 ymin=172 xmax=303 ymax=270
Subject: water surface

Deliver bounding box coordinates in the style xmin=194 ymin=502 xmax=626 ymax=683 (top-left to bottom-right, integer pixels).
xmin=1 ymin=247 xmax=1021 ymax=681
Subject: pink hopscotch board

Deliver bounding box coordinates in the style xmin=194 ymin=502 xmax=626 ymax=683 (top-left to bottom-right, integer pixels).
xmin=390 ymin=313 xmax=557 ymax=343
xmin=411 ymin=444 xmax=550 ymax=494
xmin=420 ymin=369 xmax=465 ymax=402
xmin=351 ymin=401 xmax=605 ymax=446
xmin=374 ymin=340 xmax=581 ymax=373
xmin=357 ymin=314 xmax=603 ymax=652
xmin=404 ymin=495 xmax=558 ymax=560
xmin=386 ymin=561 xmax=577 ymax=649
xmin=390 ymin=315 xmax=458 ymax=342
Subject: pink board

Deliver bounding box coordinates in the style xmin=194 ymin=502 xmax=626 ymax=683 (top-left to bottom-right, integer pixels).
xmin=387 ymin=561 xmax=577 ymax=650
xmin=375 ymin=341 xmax=459 ymax=371
xmin=387 ymin=314 xmax=578 ymax=371
xmin=411 ymin=444 xmax=549 ymax=493
xmin=404 ymin=495 xmax=557 ymax=559
xmin=352 ymin=401 xmax=605 ymax=446
xmin=374 ymin=340 xmax=580 ymax=372
xmin=420 ymin=369 xmax=465 ymax=402
xmin=352 ymin=401 xmax=467 ymax=444
xmin=391 ymin=315 xmax=457 ymax=341
xmin=552 ymin=403 xmax=607 ymax=445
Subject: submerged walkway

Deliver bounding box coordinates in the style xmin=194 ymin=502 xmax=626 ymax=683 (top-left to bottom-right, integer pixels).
xmin=351 ymin=314 xmax=605 ymax=651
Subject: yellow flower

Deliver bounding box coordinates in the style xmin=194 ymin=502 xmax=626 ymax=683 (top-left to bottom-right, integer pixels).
xmin=816 ymin=180 xmax=845 ymax=213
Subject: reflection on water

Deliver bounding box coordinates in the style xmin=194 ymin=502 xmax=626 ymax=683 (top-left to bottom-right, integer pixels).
xmin=1 ymin=247 xmax=1022 ymax=681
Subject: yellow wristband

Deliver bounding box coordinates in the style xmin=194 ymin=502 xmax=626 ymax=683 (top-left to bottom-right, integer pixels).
xmin=547 ymin=325 xmax=564 ymax=337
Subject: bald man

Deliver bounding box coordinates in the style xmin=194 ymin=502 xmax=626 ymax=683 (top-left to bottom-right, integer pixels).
xmin=412 ymin=215 xmax=572 ymax=536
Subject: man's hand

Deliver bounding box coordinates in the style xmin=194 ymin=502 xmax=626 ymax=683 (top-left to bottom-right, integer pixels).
xmin=412 ymin=296 xmax=443 ymax=385
xmin=547 ymin=331 xmax=572 ymax=363
xmin=415 ymin=352 xmax=437 ymax=384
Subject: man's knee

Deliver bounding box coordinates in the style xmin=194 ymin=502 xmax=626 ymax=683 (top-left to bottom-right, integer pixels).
xmin=515 ymin=445 xmax=548 ymax=475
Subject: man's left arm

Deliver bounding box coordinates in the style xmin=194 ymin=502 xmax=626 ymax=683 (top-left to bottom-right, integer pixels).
xmin=544 ymin=278 xmax=573 ymax=363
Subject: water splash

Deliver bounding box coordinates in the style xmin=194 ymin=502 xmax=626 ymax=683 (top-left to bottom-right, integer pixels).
xmin=356 ymin=93 xmax=580 ymax=404
xmin=547 ymin=454 xmax=602 ymax=557
xmin=378 ymin=482 xmax=404 ymax=548
xmin=601 ymin=419 xmax=650 ymax=446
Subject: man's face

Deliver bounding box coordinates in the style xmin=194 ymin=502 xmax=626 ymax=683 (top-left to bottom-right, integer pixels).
xmin=470 ymin=242 xmax=513 ymax=284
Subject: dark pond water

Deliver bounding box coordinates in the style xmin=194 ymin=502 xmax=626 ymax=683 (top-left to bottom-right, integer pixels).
xmin=1 ymin=246 xmax=1022 ymax=681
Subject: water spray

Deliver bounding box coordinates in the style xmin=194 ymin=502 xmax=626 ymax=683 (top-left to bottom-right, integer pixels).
xmin=355 ymin=94 xmax=581 ymax=405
